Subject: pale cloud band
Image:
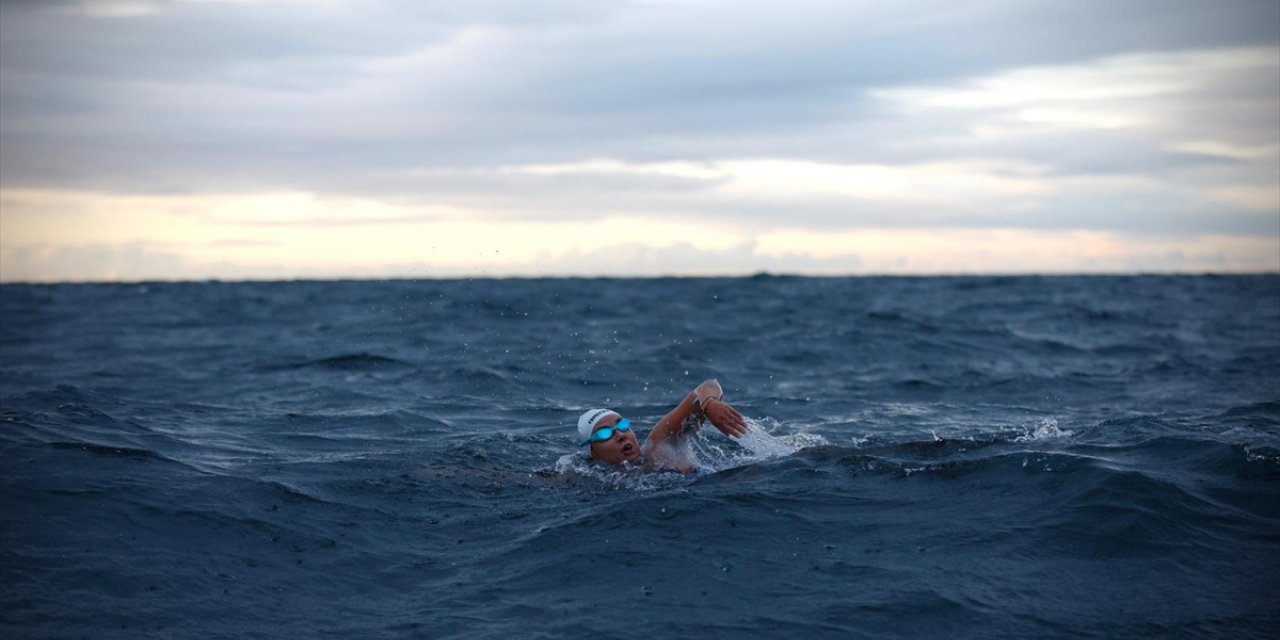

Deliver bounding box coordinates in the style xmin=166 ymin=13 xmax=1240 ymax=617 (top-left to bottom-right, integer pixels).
xmin=0 ymin=1 xmax=1276 ymax=281
xmin=3 ymin=188 xmax=1275 ymax=282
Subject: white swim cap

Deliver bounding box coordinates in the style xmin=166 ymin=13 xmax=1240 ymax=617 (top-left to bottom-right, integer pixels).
xmin=577 ymin=408 xmax=620 ymax=442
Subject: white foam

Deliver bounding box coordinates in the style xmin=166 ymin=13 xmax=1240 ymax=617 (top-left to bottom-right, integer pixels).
xmin=1014 ymin=418 xmax=1072 ymax=443
xmin=735 ymin=418 xmax=798 ymax=458
xmin=553 ymin=452 xmax=690 ymax=491
xmin=693 ymin=417 xmax=826 ymax=472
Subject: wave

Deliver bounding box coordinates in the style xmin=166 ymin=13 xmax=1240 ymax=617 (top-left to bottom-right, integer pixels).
xmin=1223 ymin=400 xmax=1280 ymax=419
xmin=260 ymin=353 xmax=414 ymax=372
xmin=46 ymin=441 xmax=168 ymax=462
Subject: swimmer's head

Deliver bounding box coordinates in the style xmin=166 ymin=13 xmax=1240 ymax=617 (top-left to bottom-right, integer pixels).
xmin=577 ymin=408 xmax=641 ymax=465
xmin=577 ymin=408 xmax=619 ymax=442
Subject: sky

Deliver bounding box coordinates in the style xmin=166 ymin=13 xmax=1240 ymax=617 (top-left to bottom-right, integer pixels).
xmin=0 ymin=0 xmax=1277 ymax=281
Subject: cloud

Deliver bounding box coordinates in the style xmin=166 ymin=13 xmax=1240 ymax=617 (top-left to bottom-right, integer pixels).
xmin=1 ymin=242 xmax=192 ymax=282
xmin=0 ymin=0 xmax=1276 ymax=279
xmin=4 ymin=1 xmax=1276 ymax=185
xmin=541 ymin=240 xmax=864 ymax=277
xmin=6 ymin=226 xmax=1275 ymax=282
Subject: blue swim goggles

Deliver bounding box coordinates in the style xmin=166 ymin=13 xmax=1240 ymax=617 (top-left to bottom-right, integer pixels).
xmin=582 ymin=419 xmax=631 ymax=446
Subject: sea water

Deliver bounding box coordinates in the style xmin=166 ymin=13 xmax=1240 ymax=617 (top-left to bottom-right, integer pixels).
xmin=2 ymin=275 xmax=1278 ymax=639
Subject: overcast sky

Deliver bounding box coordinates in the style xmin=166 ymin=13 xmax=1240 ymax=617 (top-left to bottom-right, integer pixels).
xmin=1 ymin=0 xmax=1277 ymax=281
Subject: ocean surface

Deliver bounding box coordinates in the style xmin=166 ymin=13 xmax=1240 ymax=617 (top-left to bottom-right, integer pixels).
xmin=2 ymin=275 xmax=1278 ymax=639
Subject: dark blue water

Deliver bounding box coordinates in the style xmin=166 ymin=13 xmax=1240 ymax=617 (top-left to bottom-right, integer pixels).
xmin=2 ymin=276 xmax=1278 ymax=639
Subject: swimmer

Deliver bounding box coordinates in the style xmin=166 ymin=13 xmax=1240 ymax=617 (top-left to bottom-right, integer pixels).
xmin=577 ymin=379 xmax=748 ymax=473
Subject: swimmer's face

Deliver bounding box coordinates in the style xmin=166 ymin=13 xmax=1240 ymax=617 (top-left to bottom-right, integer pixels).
xmin=589 ymin=414 xmax=641 ymax=465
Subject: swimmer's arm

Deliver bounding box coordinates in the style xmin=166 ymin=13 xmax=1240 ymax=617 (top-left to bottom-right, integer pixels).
xmin=690 ymin=380 xmax=749 ymax=438
xmin=645 ymin=379 xmax=748 ymax=448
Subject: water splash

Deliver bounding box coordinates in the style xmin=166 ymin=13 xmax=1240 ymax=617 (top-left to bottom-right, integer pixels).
xmin=552 ymin=452 xmax=692 ymax=492
xmin=1014 ymin=418 xmax=1072 ymax=443
xmin=694 ymin=417 xmax=826 ymax=472
xmin=734 ymin=418 xmax=798 ymax=458
xmin=552 ymin=417 xmax=826 ymax=488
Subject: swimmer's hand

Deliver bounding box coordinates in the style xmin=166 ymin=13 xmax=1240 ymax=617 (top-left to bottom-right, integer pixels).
xmin=649 ymin=379 xmax=748 ymax=451
xmin=702 ymin=397 xmax=748 ymax=438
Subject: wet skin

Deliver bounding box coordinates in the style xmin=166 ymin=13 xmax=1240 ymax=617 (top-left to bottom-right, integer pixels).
xmin=588 ymin=415 xmax=642 ymax=464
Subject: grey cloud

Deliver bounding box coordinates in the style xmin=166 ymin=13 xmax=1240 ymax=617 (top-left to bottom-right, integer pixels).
xmin=282 ymin=171 xmax=1275 ymax=237
xmin=0 ymin=0 xmax=1276 ymax=240
xmin=0 ymin=0 xmax=620 ymax=86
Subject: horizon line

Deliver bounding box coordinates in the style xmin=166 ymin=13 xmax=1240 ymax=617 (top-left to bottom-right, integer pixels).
xmin=3 ymin=270 xmax=1278 ymax=286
